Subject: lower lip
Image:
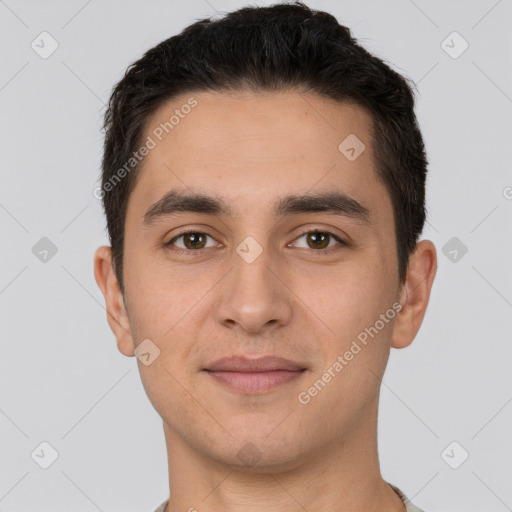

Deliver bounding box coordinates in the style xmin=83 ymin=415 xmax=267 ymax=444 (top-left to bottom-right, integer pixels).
xmin=205 ymin=369 xmax=305 ymax=393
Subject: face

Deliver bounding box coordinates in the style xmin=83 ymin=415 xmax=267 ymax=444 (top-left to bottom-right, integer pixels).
xmin=95 ymin=89 xmax=435 ymax=471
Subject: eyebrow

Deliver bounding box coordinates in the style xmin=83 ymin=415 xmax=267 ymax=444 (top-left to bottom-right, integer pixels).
xmin=143 ymin=189 xmax=371 ymax=226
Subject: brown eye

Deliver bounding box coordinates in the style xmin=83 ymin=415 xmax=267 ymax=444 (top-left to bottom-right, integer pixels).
xmin=292 ymin=230 xmax=345 ymax=251
xmin=166 ymin=231 xmax=217 ymax=252
xmin=182 ymin=233 xmax=207 ymax=249
xmin=305 ymin=232 xmax=330 ymax=249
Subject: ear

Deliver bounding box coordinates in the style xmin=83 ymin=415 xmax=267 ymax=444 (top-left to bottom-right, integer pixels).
xmin=93 ymin=245 xmax=135 ymax=357
xmin=391 ymin=240 xmax=437 ymax=349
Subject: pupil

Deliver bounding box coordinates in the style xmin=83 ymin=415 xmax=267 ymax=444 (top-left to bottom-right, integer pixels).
xmin=308 ymin=232 xmax=328 ymax=249
xmin=185 ymin=233 xmax=204 ymax=249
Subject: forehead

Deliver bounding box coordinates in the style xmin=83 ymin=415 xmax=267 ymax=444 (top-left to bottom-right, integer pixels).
xmin=128 ymin=89 xmax=390 ymax=223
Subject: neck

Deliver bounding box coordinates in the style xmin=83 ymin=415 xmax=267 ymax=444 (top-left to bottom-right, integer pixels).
xmin=161 ymin=393 xmax=404 ymax=512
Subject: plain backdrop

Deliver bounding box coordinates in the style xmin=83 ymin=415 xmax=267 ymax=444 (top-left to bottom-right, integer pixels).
xmin=1 ymin=1 xmax=511 ymax=511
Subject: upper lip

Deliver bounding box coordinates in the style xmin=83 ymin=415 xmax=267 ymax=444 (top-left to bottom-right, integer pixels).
xmin=205 ymin=356 xmax=306 ymax=372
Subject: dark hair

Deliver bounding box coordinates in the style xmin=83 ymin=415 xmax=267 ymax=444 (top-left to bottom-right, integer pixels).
xmin=100 ymin=1 xmax=427 ymax=294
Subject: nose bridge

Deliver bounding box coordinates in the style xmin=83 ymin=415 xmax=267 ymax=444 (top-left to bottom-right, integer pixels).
xmin=214 ymin=236 xmax=293 ymax=332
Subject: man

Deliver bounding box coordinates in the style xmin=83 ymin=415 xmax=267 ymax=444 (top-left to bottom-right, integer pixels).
xmin=94 ymin=2 xmax=436 ymax=511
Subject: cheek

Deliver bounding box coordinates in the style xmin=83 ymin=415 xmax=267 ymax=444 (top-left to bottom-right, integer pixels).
xmin=125 ymin=251 xmax=198 ymax=327
xmin=136 ymin=359 xmax=196 ymax=434
xmin=124 ymin=258 xmax=214 ymax=378
xmin=300 ymin=258 xmax=397 ymax=366
xmin=303 ymin=257 xmax=390 ymax=326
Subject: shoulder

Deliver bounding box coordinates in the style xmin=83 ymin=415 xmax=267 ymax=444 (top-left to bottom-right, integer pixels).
xmin=152 ymin=499 xmax=168 ymax=512
xmin=389 ymin=483 xmax=427 ymax=512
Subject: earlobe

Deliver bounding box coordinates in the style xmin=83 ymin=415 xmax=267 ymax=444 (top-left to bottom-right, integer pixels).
xmin=391 ymin=240 xmax=437 ymax=349
xmin=93 ymin=246 xmax=135 ymax=357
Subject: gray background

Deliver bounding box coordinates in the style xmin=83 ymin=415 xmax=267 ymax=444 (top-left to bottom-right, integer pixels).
xmin=1 ymin=0 xmax=511 ymax=510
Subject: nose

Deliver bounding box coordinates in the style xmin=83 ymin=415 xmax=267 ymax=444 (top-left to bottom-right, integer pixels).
xmin=214 ymin=242 xmax=293 ymax=334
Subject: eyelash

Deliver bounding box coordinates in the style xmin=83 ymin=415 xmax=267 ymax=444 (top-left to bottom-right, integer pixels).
xmin=164 ymin=228 xmax=347 ymax=256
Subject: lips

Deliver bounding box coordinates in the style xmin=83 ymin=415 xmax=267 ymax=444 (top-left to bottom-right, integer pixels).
xmin=203 ymin=356 xmax=307 ymax=393
xmin=204 ymin=355 xmax=306 ymax=373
